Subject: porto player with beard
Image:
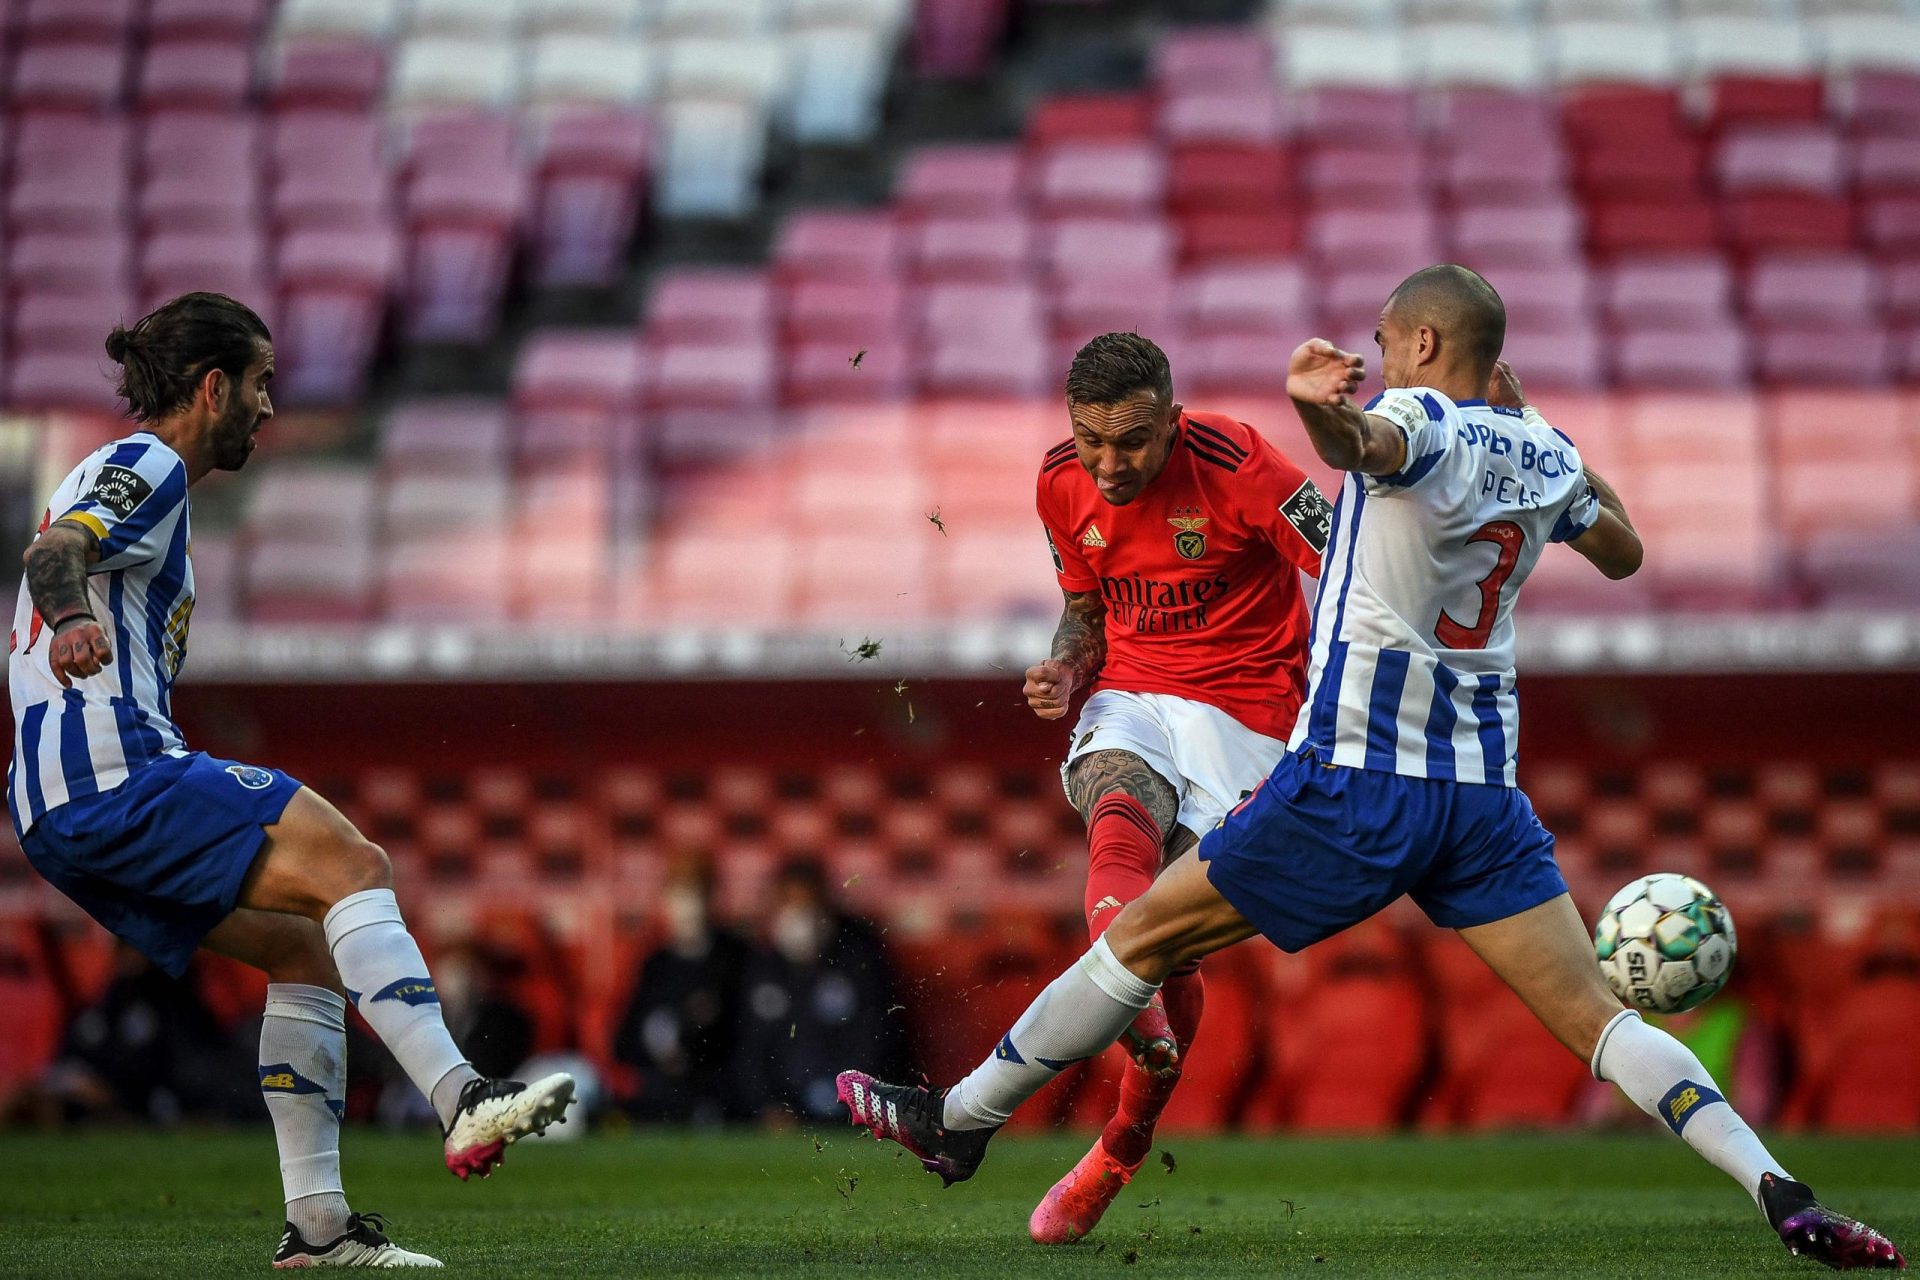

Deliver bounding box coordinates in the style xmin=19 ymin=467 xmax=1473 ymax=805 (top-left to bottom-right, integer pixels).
xmin=1019 ymin=333 xmax=1330 ymax=1242
xmin=8 ymin=294 xmax=573 ymax=1268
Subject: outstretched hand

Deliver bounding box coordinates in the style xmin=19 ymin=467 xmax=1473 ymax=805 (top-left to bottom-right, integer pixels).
xmin=1487 ymin=359 xmax=1525 ymax=410
xmin=1287 ymin=339 xmax=1366 ymax=407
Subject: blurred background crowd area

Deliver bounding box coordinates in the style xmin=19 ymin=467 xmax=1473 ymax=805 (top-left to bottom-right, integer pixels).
xmin=1 ymin=0 xmax=1919 ymax=1135
xmin=0 ymin=0 xmax=1914 ymax=616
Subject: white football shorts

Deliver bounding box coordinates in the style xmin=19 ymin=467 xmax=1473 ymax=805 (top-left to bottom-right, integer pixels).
xmin=1061 ymin=688 xmax=1290 ymax=838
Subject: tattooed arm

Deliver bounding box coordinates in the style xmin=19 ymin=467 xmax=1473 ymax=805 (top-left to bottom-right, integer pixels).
xmin=23 ymin=523 xmax=113 ymax=687
xmin=1022 ymin=588 xmax=1106 ymax=721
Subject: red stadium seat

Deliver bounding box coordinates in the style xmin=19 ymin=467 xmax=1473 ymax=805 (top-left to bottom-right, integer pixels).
xmin=1176 ymin=210 xmax=1303 ymax=262
xmin=1167 ymin=144 xmax=1292 ymax=214
xmin=1027 ymin=93 xmax=1153 ymax=145
xmin=1561 ymin=85 xmax=1686 ymax=149
xmin=1721 ymin=194 xmax=1855 ymax=254
xmin=1575 ymin=138 xmax=1707 ymax=201
xmin=1588 ymin=198 xmax=1719 ymax=255
xmin=1854 ymin=136 xmax=1920 ymax=197
xmin=1788 ymin=975 xmax=1920 ymax=1132
xmin=1704 ymin=75 xmax=1825 ymax=131
xmin=1421 ymin=933 xmax=1590 ymax=1129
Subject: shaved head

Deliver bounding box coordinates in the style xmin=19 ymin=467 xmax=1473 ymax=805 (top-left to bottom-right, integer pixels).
xmin=1383 ymin=264 xmax=1506 ymax=383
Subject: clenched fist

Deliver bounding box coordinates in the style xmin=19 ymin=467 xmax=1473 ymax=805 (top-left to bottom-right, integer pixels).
xmin=1023 ymin=658 xmax=1077 ymax=720
xmin=49 ymin=616 xmax=112 ymax=688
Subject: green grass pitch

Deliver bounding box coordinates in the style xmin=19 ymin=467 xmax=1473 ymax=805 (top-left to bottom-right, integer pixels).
xmin=1 ymin=1128 xmax=1913 ymax=1277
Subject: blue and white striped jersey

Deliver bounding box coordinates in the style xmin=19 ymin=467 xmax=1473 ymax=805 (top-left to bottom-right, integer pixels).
xmin=8 ymin=432 xmax=195 ymax=835
xmin=1286 ymin=388 xmax=1600 ymax=787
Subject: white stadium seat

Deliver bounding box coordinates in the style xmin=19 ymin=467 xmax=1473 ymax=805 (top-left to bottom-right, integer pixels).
xmin=526 ymin=34 xmax=656 ymax=109
xmin=1269 ymin=0 xmax=1403 ymax=28
xmin=786 ymin=23 xmax=892 ymax=144
xmin=1816 ymin=14 xmax=1920 ymax=70
xmin=1414 ymin=23 xmax=1546 ymax=88
xmin=1547 ymin=19 xmax=1680 ymax=83
xmin=1677 ymin=16 xmax=1816 ymax=77
xmin=656 ymin=97 xmax=769 ymax=218
xmin=787 ymin=0 xmax=912 ymax=37
xmin=407 ymin=0 xmax=524 ymax=36
xmin=655 ymin=0 xmax=781 ymax=36
xmin=521 ymin=0 xmax=645 ymax=34
xmin=390 ymin=36 xmax=523 ymax=113
xmin=661 ymin=35 xmax=787 ymax=103
xmin=1280 ymin=26 xmax=1413 ymax=88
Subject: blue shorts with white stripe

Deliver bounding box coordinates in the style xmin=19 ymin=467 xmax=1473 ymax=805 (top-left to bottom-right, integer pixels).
xmin=21 ymin=752 xmax=303 ymax=978
xmin=1198 ymin=747 xmax=1565 ymax=953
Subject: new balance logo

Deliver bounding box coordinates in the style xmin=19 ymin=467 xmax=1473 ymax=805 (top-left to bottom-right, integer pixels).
xmin=1081 ymin=524 xmax=1107 ymax=548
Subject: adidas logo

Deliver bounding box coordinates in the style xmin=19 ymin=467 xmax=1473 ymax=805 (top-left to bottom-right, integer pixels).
xmin=1081 ymin=524 xmax=1107 ymax=548
xmin=1089 ymin=895 xmax=1123 ymax=918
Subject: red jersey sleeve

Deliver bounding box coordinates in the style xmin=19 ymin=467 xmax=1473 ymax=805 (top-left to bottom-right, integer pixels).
xmin=1236 ymin=427 xmax=1333 ymax=577
xmin=1036 ymin=456 xmax=1099 ymax=592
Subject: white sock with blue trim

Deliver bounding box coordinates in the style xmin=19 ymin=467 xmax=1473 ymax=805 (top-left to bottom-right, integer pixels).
xmin=944 ymin=936 xmax=1160 ymax=1130
xmin=261 ymin=983 xmax=351 ymax=1242
xmin=1592 ymin=1009 xmax=1788 ymax=1207
xmin=322 ymin=888 xmax=478 ymax=1128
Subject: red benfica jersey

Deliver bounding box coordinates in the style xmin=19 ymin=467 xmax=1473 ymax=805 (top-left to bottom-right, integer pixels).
xmin=1036 ymin=410 xmax=1332 ymax=740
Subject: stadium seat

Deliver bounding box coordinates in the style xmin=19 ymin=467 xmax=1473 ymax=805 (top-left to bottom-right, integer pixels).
xmin=17 ymin=0 xmax=138 ymax=41
xmin=1159 ymin=88 xmax=1287 ymax=147
xmin=781 ymin=278 xmax=909 ymax=345
xmin=245 ymin=533 xmax=380 ymax=621
xmin=529 ymin=110 xmax=651 ymax=289
xmin=515 ymin=330 xmax=649 ymax=415
xmin=390 ymin=36 xmax=523 ymax=115
xmin=1413 ymin=22 xmax=1546 ymax=89
xmin=1602 ymin=255 xmax=1735 ymax=329
xmin=1720 ymin=193 xmax=1856 ymax=253
xmin=774 ymin=210 xmax=901 ymax=283
xmin=402 ymin=160 xmax=528 ymax=343
xmin=654 ymin=98 xmax=770 ymax=220
xmin=1704 ymin=74 xmax=1826 ymax=131
xmin=895 ymin=145 xmax=1025 ymax=215
xmin=649 ymin=338 xmax=779 ymax=408
xmin=244 ymin=463 xmax=378 ymax=544
xmin=150 ymin=0 xmax=273 ymax=42
xmin=1450 ymin=201 xmax=1582 ymax=268
xmin=276 ymin=0 xmax=405 ymax=40
xmin=269 ymin=36 xmax=388 ymax=110
xmin=275 ymin=226 xmax=400 ymax=405
xmin=524 ymin=34 xmax=655 ymax=113
xmin=647 ymin=270 xmax=775 ymax=341
xmin=1032 ymin=141 xmax=1167 ymax=217
xmin=1175 ymin=259 xmax=1312 ymax=336
xmin=1290 ymin=87 xmax=1419 ymax=144
xmin=381 ymin=399 xmax=513 ymax=478
xmin=1547 ymin=19 xmax=1678 ymax=84
xmin=910 ymin=215 xmax=1036 ymax=283
xmin=8 ymin=41 xmax=130 ymax=113
xmin=1677 ymin=16 xmax=1813 ymax=79
xmin=137 ymin=40 xmax=257 ymax=111
xmin=787 ymin=21 xmax=896 ymax=145
xmin=1717 ymin=125 xmax=1848 ymax=196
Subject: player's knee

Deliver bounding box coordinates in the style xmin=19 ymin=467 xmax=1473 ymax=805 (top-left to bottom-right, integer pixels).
xmin=1101 ymin=907 xmax=1184 ymax=984
xmin=337 ymin=837 xmax=392 ymax=894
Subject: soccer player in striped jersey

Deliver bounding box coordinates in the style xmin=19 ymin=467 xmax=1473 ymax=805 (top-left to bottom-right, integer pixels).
xmin=839 ymin=266 xmax=1903 ymax=1271
xmin=9 ymin=295 xmax=574 ymax=1269
xmin=1021 ymin=333 xmax=1327 ymax=1243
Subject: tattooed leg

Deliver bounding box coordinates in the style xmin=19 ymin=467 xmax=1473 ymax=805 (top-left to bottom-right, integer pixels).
xmin=1066 ymin=750 xmax=1178 ymax=844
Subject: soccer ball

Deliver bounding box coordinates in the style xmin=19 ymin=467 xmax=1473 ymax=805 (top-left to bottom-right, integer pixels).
xmin=1593 ymin=873 xmax=1737 ymax=1014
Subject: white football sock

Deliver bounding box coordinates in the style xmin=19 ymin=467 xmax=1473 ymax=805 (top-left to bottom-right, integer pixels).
xmin=945 ymin=936 xmax=1159 ymax=1130
xmin=1592 ymin=1009 xmax=1789 ymax=1206
xmin=322 ymin=889 xmax=478 ymax=1129
xmin=260 ymin=984 xmax=351 ymax=1242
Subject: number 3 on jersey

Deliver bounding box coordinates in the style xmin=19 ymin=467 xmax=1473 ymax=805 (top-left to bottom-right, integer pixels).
xmin=1434 ymin=520 xmax=1524 ymax=650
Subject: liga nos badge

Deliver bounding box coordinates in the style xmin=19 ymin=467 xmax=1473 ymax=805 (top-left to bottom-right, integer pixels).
xmin=1168 ymin=508 xmax=1208 ymax=560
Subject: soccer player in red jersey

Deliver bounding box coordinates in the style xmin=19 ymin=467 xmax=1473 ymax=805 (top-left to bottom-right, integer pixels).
xmin=1019 ymin=333 xmax=1331 ymax=1242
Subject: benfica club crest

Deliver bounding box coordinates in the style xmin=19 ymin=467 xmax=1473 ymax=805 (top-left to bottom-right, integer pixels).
xmin=1169 ymin=509 xmax=1209 ymax=560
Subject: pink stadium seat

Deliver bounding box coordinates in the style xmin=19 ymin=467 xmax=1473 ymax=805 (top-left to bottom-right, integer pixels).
xmin=530 ymin=111 xmax=651 ymax=290
xmin=144 ymin=110 xmax=261 ymax=174
xmin=513 ymin=331 xmax=647 ymax=415
xmin=1482 ymin=264 xmax=1591 ymax=331
xmin=896 ymin=145 xmax=1025 ymax=215
xmin=1745 ymin=253 xmax=1880 ymax=324
xmin=1855 ymin=136 xmax=1920 ymax=196
xmin=1440 ymin=134 xmax=1568 ymax=205
xmin=402 ymin=162 xmax=528 ymax=343
xmin=1042 ymin=217 xmax=1175 ymax=280
xmin=1301 ymin=142 xmax=1430 ymax=211
xmin=1613 ymin=325 xmax=1750 ymax=388
xmin=1308 ymin=208 xmax=1441 ymax=273
xmin=785 ymin=339 xmax=914 ymax=404
xmin=382 ymin=399 xmax=512 ymax=477
xmin=1182 ymin=334 xmax=1293 ymax=397
xmin=647 ymin=270 xmax=775 ymax=341
xmin=919 ymin=281 xmax=1045 ymax=343
xmin=142 ymin=228 xmax=268 ymax=299
xmin=649 ymin=338 xmax=778 ymax=409
xmin=1865 ymin=197 xmax=1920 ymax=253
xmin=14 ymin=114 xmax=133 ymax=172
xmin=275 ymin=226 xmax=399 ymax=405
xmin=382 ymin=531 xmax=515 ymax=625
xmin=1158 ymin=89 xmax=1287 ymax=147
xmin=1429 ymin=87 xmax=1559 ymax=145
xmin=399 ymin=113 xmax=519 ymax=180
xmin=1289 ymin=87 xmax=1417 ymax=144
xmin=1755 ymin=326 xmax=1893 ymax=386
xmin=1321 ymin=266 xmax=1418 ymax=332
xmin=1031 ymin=141 xmax=1167 ymax=216
xmin=1175 ymin=259 xmax=1311 ymax=336
xmin=1051 ymin=273 xmax=1174 ymax=343
xmin=9 ymin=287 xmax=136 ymax=355
xmin=241 ymin=466 xmax=374 ymax=544
xmin=6 ymin=353 xmax=119 ymax=411
xmin=270 ymin=37 xmax=388 ymax=112
xmin=1498 ymin=321 xmax=1605 ymax=390
xmin=271 ymin=148 xmax=391 ymax=232
xmin=1154 ymin=28 xmax=1272 ymax=92
xmin=245 ymin=533 xmax=379 ymax=622
xmin=1450 ymin=201 xmax=1582 ymax=268
xmin=139 ymin=158 xmax=260 ymax=233
xmin=268 ymin=109 xmax=382 ymax=179
xmin=1716 ymin=126 xmax=1848 ymax=196
xmin=922 ymin=333 xmax=1051 ymax=399
xmin=1799 ymin=527 xmax=1920 ymax=609
xmin=136 ymin=40 xmax=256 ymax=111
xmin=1603 ymin=255 xmax=1734 ymax=329
xmin=911 ymin=214 xmax=1036 ymax=282
xmin=936 ymin=529 xmax=1059 ymax=619
xmin=1845 ymin=71 xmax=1920 ymax=136
xmin=8 ymin=41 xmax=129 ymax=112
xmin=782 ymin=277 xmax=909 ymax=345
xmin=8 ymin=230 xmax=133 ymax=292
xmin=774 ymin=210 xmax=901 ymax=283
xmin=1889 ymin=260 xmax=1920 ymax=322
xmin=792 ymin=535 xmax=931 ymax=627
xmin=1773 ymin=395 xmax=1913 ymax=536
xmin=649 ymin=409 xmax=781 ymax=472
xmin=9 ymin=151 xmax=129 ymax=234
xmin=652 ymin=531 xmax=794 ymax=625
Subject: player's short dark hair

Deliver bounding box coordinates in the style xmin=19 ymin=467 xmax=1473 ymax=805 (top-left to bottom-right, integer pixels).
xmin=1064 ymin=332 xmax=1174 ymax=407
xmin=105 ymin=292 xmax=271 ymax=423
xmin=1386 ymin=264 xmax=1506 ymax=377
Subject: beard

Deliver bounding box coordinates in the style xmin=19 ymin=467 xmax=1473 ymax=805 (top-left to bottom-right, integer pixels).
xmin=212 ymin=399 xmax=259 ymax=471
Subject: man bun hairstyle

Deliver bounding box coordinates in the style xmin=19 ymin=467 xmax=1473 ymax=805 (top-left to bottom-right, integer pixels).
xmin=105 ymin=292 xmax=270 ymax=423
xmin=1065 ymin=331 xmax=1174 ymax=407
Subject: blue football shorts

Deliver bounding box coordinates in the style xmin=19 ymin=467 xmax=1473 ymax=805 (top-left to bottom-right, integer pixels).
xmin=1198 ymin=748 xmax=1567 ymax=952
xmin=19 ymin=752 xmax=304 ymax=978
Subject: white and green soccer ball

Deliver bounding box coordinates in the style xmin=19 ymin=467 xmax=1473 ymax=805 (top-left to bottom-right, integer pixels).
xmin=1593 ymin=873 xmax=1737 ymax=1014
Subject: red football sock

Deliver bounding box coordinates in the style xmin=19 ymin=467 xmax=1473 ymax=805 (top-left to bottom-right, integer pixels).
xmin=1101 ymin=964 xmax=1205 ymax=1168
xmin=1084 ymin=793 xmax=1163 ymax=941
